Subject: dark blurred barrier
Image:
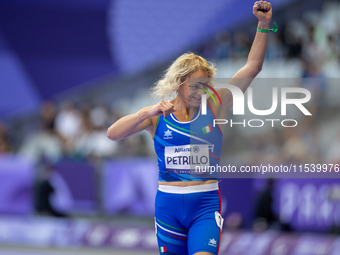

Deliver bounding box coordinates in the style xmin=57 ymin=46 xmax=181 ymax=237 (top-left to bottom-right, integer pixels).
xmin=275 ymin=178 xmax=340 ymax=233
xmin=0 ymin=155 xmax=34 ymax=215
xmin=53 ymin=161 xmax=97 ymax=214
xmin=102 ymin=158 xmax=159 ymax=216
xmin=0 ymin=157 xmax=98 ymax=216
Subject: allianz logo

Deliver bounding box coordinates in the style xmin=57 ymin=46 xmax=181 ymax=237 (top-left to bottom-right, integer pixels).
xmin=175 ymin=148 xmax=191 ymax=153
xmin=175 ymin=146 xmax=200 ymax=153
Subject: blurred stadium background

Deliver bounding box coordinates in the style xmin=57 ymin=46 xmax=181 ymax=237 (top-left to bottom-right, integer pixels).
xmin=1 ymin=0 xmax=340 ymax=254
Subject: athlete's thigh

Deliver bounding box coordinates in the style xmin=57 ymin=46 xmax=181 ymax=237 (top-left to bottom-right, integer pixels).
xmin=155 ymin=190 xmax=188 ymax=255
xmin=188 ymin=211 xmax=223 ymax=255
xmin=187 ymin=211 xmax=223 ymax=255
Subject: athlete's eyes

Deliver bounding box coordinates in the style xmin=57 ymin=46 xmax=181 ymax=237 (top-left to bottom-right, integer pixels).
xmin=196 ymin=82 xmax=208 ymax=90
xmin=189 ymin=84 xmax=199 ymax=89
xmin=189 ymin=83 xmax=208 ymax=91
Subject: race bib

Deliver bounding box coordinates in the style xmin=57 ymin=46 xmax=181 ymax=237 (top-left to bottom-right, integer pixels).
xmin=165 ymin=144 xmax=210 ymax=170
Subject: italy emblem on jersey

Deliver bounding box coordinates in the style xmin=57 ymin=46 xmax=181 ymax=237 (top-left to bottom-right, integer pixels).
xmin=160 ymin=246 xmax=167 ymax=253
xmin=202 ymin=125 xmax=212 ymax=135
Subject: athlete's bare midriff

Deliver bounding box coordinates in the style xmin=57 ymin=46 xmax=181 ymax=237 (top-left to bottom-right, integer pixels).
xmin=158 ymin=180 xmax=218 ymax=187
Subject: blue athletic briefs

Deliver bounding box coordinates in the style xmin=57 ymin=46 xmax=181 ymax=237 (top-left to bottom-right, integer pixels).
xmin=155 ymin=187 xmax=223 ymax=255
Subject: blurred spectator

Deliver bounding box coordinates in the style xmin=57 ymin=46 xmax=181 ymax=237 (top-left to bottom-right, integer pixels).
xmin=301 ymin=61 xmax=326 ymax=117
xmin=280 ymin=125 xmax=310 ymax=164
xmin=254 ymin=179 xmax=291 ymax=232
xmin=266 ymin=34 xmax=284 ymax=60
xmin=108 ymin=107 xmax=121 ymax=127
xmin=19 ymin=101 xmax=62 ymax=163
xmin=88 ymin=106 xmax=118 ymax=158
xmin=326 ymin=130 xmax=340 ymax=164
xmin=119 ymin=134 xmax=150 ymax=157
xmin=89 ymin=105 xmax=108 ymax=129
xmin=254 ymin=179 xmax=277 ymax=226
xmin=283 ymin=25 xmax=302 ymax=58
xmin=225 ymin=213 xmax=243 ymax=231
xmin=75 ymin=105 xmax=118 ymax=159
xmin=55 ymin=101 xmax=81 ymax=155
xmin=232 ymin=32 xmax=251 ymax=59
xmin=301 ymin=24 xmax=324 ymax=62
xmin=199 ymin=39 xmax=216 ymax=61
xmin=74 ymin=106 xmax=93 ymax=159
xmin=328 ymin=184 xmax=340 ymax=234
xmin=55 ymin=101 xmax=81 ymax=139
xmin=215 ymin=31 xmax=232 ymax=60
xmin=248 ymin=133 xmax=265 ymax=164
xmin=261 ymin=131 xmax=281 ymax=164
xmin=0 ymin=122 xmax=12 ymax=153
xmin=324 ymin=34 xmax=340 ymax=62
xmin=247 ymin=131 xmax=281 ymax=165
xmin=40 ymin=101 xmax=57 ymax=131
xmin=35 ymin=164 xmax=68 ymax=217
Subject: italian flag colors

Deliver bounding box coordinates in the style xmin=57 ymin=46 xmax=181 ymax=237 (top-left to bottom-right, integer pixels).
xmin=160 ymin=246 xmax=167 ymax=253
xmin=202 ymin=125 xmax=213 ymax=135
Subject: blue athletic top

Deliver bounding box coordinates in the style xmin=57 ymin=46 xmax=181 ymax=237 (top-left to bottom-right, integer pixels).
xmin=153 ymin=103 xmax=223 ymax=182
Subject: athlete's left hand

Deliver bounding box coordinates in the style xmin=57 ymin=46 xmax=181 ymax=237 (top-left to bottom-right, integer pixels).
xmin=253 ymin=1 xmax=272 ymax=23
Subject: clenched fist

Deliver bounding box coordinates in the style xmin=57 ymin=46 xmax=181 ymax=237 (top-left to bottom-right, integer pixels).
xmin=253 ymin=1 xmax=272 ymax=25
xmin=147 ymin=100 xmax=177 ymax=118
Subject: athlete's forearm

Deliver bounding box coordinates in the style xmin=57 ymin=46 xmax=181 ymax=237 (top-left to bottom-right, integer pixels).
xmin=246 ymin=20 xmax=270 ymax=74
xmin=107 ymin=109 xmax=151 ymax=141
xmin=107 ymin=100 xmax=176 ymax=141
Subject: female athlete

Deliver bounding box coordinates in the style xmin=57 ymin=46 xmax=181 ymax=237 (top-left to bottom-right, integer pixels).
xmin=107 ymin=2 xmax=272 ymax=254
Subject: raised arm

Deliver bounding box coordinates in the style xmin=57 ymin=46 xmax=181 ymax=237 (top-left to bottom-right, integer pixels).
xmin=213 ymin=1 xmax=273 ymax=117
xmin=107 ymin=100 xmax=176 ymax=141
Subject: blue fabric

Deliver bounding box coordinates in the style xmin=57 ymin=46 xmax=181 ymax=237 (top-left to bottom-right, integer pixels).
xmin=154 ymin=104 xmax=223 ymax=182
xmin=155 ymin=189 xmax=222 ymax=255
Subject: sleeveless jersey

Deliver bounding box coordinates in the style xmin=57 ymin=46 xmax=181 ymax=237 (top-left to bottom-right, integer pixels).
xmin=153 ymin=103 xmax=223 ymax=182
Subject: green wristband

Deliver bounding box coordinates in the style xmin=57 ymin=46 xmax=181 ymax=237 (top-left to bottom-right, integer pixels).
xmin=257 ymin=22 xmax=278 ymax=33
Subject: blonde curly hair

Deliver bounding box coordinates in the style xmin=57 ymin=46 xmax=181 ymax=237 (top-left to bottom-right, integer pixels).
xmin=150 ymin=53 xmax=216 ymax=98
